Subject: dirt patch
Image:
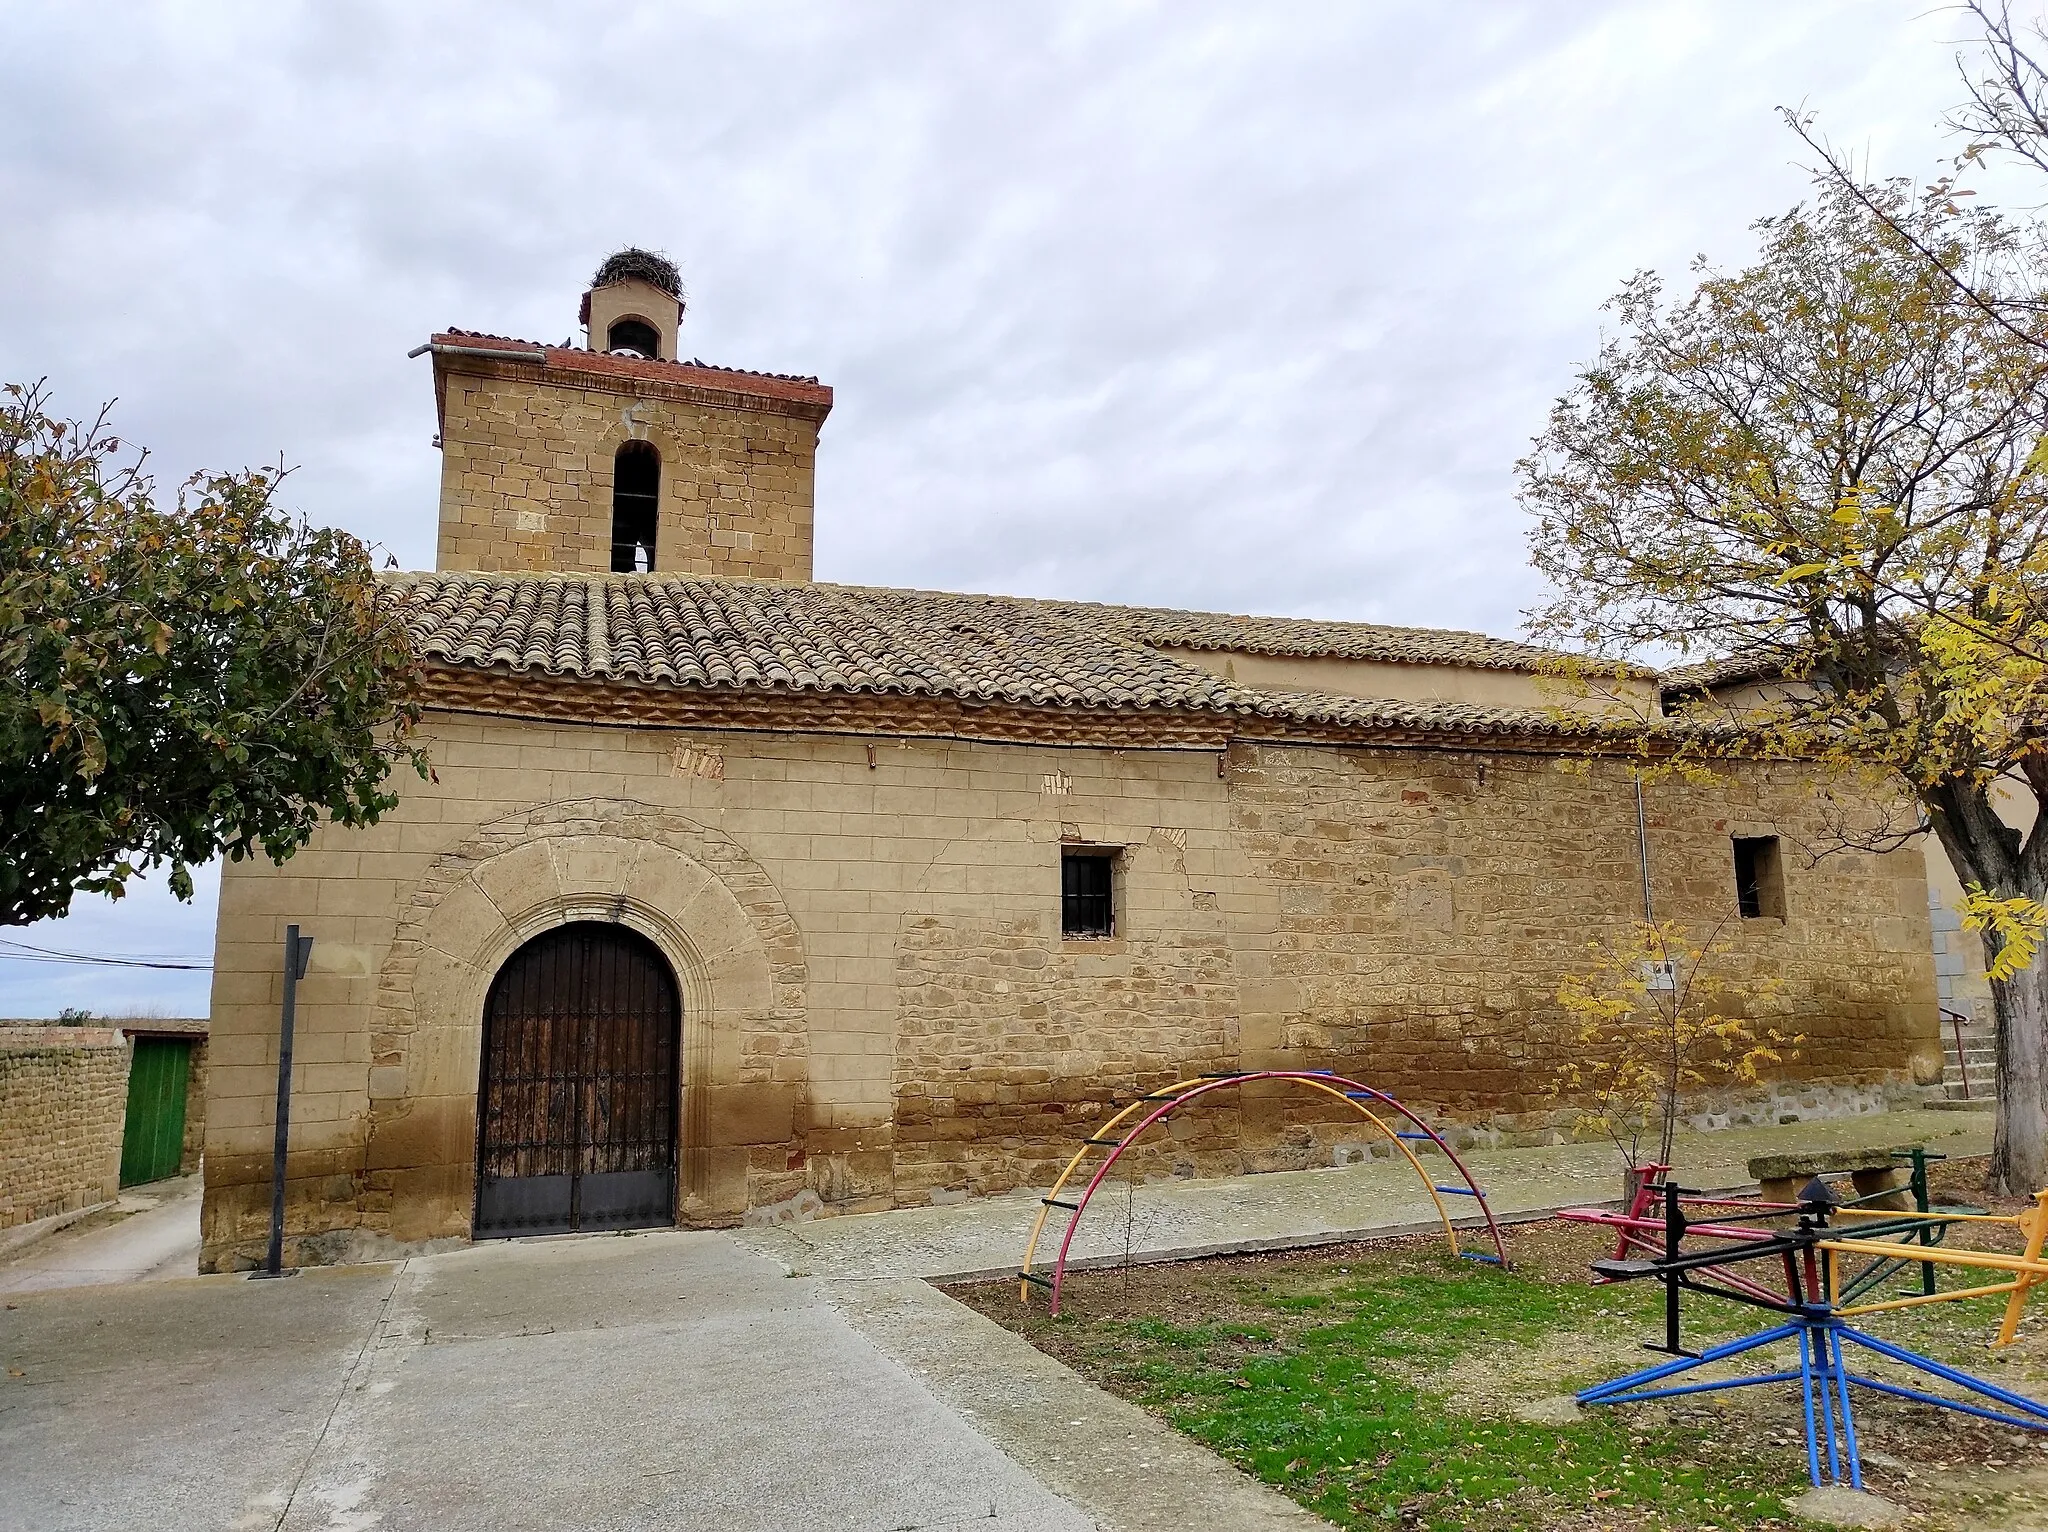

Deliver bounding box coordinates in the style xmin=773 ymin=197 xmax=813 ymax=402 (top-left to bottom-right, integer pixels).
xmin=950 ymin=1157 xmax=2048 ymax=1531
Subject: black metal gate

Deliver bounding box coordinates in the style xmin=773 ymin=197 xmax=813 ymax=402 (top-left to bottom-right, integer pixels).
xmin=474 ymin=922 xmax=680 ymax=1238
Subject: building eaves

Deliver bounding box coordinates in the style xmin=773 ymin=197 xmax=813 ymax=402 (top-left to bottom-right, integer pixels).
xmin=422 ymin=330 xmax=833 ymax=411
xmin=389 ymin=571 xmax=1645 ymax=745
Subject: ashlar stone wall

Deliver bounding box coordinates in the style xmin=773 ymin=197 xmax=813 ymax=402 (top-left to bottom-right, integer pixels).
xmin=0 ymin=1031 xmax=129 ymax=1229
xmin=180 ymin=1035 xmax=209 ymax=1175
xmin=201 ymin=711 xmax=1941 ymax=1270
xmin=1227 ymin=747 xmax=1934 ymax=1146
xmin=434 ymin=365 xmax=819 ymax=581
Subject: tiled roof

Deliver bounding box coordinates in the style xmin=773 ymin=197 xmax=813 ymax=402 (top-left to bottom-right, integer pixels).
xmin=427 ymin=330 xmax=832 ymax=410
xmin=1029 ymin=597 xmax=1570 ymax=671
xmin=391 ymin=572 xmax=1609 ymax=740
xmin=1659 ymin=651 xmax=1788 ymax=696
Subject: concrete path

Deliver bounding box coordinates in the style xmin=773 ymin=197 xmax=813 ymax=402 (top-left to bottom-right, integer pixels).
xmin=835 ymin=1277 xmax=1321 ymax=1531
xmin=0 ymin=1173 xmax=201 ymax=1295
xmin=3 ymin=1234 xmax=1107 ymax=1532
xmin=736 ymin=1106 xmax=1994 ymax=1282
xmin=0 ymin=1107 xmax=1993 ymax=1532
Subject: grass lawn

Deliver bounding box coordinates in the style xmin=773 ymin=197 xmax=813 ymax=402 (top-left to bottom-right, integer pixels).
xmin=950 ymin=1158 xmax=2048 ymax=1531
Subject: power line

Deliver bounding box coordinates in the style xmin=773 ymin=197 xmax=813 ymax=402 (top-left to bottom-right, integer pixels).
xmin=0 ymin=938 xmax=212 ymax=971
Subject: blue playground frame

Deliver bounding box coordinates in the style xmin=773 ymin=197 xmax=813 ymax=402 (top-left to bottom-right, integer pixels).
xmin=1579 ymin=1305 xmax=2048 ymax=1489
xmin=1572 ymin=1177 xmax=2048 ymax=1489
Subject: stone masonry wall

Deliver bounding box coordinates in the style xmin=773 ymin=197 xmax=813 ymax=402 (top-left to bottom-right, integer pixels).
xmin=181 ymin=1036 xmax=208 ymax=1176
xmin=885 ymin=746 xmax=1940 ymax=1198
xmin=0 ymin=1031 xmax=129 ymax=1229
xmin=201 ymin=714 xmax=1941 ymax=1270
xmin=1230 ymin=746 xmax=1933 ymax=1147
xmin=893 ymin=823 xmax=1249 ymax=1200
xmin=434 ymin=368 xmax=817 ymax=581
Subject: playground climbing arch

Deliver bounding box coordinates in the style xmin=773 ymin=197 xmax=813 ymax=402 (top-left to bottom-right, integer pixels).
xmin=1017 ymin=1070 xmax=1510 ymax=1315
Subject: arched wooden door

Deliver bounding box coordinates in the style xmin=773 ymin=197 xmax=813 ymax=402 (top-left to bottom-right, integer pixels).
xmin=474 ymin=922 xmax=680 ymax=1238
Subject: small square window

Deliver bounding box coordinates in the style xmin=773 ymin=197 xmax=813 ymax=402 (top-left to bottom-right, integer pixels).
xmin=1061 ymin=850 xmax=1116 ymax=938
xmin=1733 ymin=836 xmax=1785 ymax=920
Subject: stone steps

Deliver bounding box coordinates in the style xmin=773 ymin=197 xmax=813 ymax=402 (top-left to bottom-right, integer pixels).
xmin=1941 ymin=1069 xmax=1993 ymax=1100
xmin=1939 ymin=1012 xmax=1995 ymax=1102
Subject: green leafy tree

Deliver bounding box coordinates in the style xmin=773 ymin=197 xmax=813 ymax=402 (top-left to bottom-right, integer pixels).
xmin=1520 ymin=180 xmax=2048 ymax=1194
xmin=1 ymin=381 xmax=426 ymax=926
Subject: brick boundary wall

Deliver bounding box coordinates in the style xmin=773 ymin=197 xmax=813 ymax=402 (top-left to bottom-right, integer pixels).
xmin=0 ymin=1030 xmax=130 ymax=1229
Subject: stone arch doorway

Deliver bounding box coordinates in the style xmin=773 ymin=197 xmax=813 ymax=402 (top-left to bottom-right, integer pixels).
xmin=474 ymin=921 xmax=681 ymax=1238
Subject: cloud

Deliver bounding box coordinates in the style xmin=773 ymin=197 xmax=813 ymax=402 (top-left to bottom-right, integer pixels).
xmin=0 ymin=0 xmax=2001 ymax=1006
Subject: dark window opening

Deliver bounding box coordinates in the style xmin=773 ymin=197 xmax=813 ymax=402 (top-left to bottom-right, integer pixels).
xmin=611 ymin=442 xmax=660 ymax=573
xmin=1733 ymin=835 xmax=1785 ymax=920
xmin=606 ymin=317 xmax=662 ymax=358
xmin=1061 ymin=850 xmax=1116 ymax=938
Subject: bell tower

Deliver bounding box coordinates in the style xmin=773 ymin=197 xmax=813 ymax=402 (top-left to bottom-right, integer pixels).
xmin=579 ymin=248 xmax=684 ymax=361
xmin=416 ymin=249 xmax=832 ymax=581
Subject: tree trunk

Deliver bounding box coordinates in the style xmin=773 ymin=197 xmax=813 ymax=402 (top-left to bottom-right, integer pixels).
xmin=1928 ymin=781 xmax=2045 ymax=1196
xmin=1992 ymin=956 xmax=2048 ymax=1195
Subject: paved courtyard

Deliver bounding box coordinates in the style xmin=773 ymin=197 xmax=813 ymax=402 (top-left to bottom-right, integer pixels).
xmin=3 ymin=1235 xmax=1124 ymax=1532
xmin=0 ymin=1108 xmax=1991 ymax=1532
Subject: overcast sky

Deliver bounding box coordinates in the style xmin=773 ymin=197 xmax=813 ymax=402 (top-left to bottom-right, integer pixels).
xmin=0 ymin=1 xmax=2020 ymax=1014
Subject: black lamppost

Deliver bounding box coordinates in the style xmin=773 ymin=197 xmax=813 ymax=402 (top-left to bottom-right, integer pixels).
xmin=252 ymin=924 xmax=314 ymax=1279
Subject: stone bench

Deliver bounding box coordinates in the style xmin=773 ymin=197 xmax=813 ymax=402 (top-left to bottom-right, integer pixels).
xmin=1746 ymin=1147 xmax=1917 ymax=1210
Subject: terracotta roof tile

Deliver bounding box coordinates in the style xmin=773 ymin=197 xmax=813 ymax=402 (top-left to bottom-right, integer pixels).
xmin=391 ymin=572 xmax=1609 ymax=741
xmin=1026 ymin=596 xmax=1570 ymax=670
xmin=1658 ymin=651 xmax=1787 ymax=695
xmin=428 ymin=330 xmax=832 ymax=409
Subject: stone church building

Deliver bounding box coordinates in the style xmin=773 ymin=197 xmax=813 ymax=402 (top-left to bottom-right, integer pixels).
xmin=199 ymin=252 xmax=1944 ymax=1271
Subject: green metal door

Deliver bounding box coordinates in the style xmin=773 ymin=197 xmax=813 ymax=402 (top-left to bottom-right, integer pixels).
xmin=119 ymin=1037 xmax=192 ymax=1187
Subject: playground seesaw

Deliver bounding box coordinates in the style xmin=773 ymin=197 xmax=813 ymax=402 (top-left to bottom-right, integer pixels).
xmin=1559 ymin=1175 xmax=2048 ymax=1489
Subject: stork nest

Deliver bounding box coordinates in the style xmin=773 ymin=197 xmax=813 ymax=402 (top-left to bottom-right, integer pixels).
xmin=591 ymin=247 xmax=683 ymax=300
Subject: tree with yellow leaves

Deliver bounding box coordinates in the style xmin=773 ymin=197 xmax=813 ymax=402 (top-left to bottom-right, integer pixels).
xmin=1555 ymin=918 xmax=1795 ymax=1170
xmin=1522 ymin=176 xmax=2048 ymax=1193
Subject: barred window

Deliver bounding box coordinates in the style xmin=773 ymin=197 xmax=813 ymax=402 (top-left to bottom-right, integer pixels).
xmin=1061 ymin=850 xmax=1115 ymax=938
